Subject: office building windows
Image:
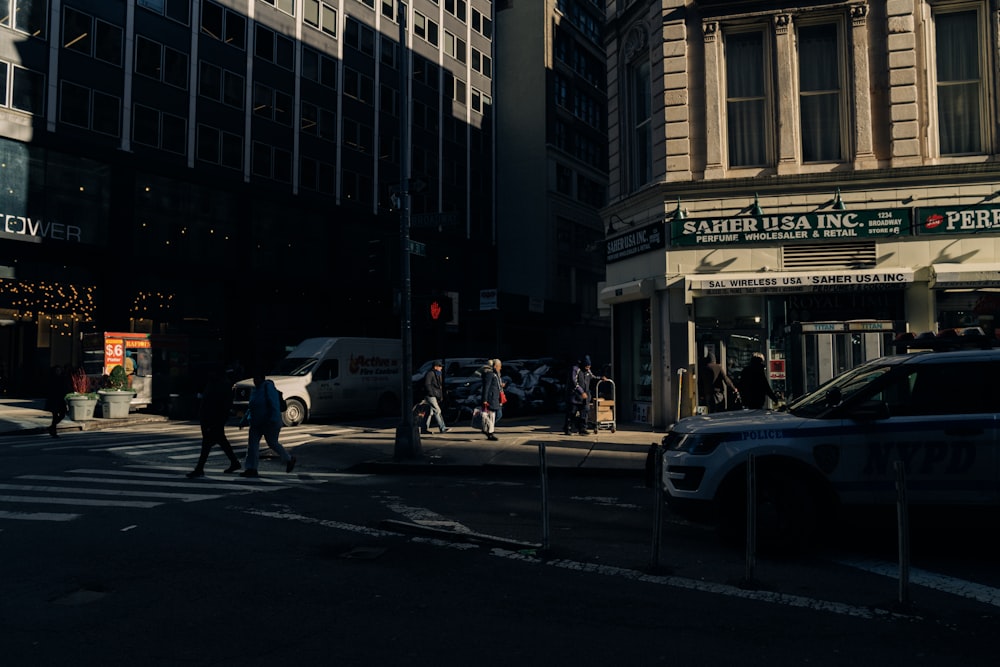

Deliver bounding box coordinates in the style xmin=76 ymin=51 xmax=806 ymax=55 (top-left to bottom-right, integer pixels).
xmin=300 ymin=157 xmax=336 ymax=194
xmin=724 ymin=30 xmax=767 ymax=167
xmin=252 ymin=142 xmax=292 ymax=182
xmin=304 ymin=0 xmax=337 ymax=37
xmin=444 ymin=31 xmax=466 ymax=64
xmin=59 ymin=80 xmax=121 ymax=136
xmin=302 ymin=46 xmax=337 ymax=88
xmin=414 ymin=12 xmax=438 ymax=46
xmin=139 ymin=0 xmax=190 ymax=24
xmin=255 ymin=24 xmax=294 ymax=69
xmin=345 ymin=17 xmax=376 ymax=56
xmin=8 ymin=64 xmax=45 ymax=115
xmin=197 ymin=124 xmax=243 ymax=169
xmin=199 ymin=61 xmax=245 ymax=109
xmin=343 ymin=67 xmax=374 ymax=103
xmin=63 ymin=7 xmax=123 ymax=67
xmin=201 ymin=0 xmax=246 ymax=49
xmin=445 ymin=0 xmax=466 ymax=22
xmin=471 ymin=88 xmax=490 ymax=113
xmin=134 ymin=104 xmax=186 ymax=154
xmin=471 ymin=8 xmax=491 ymax=39
xmin=3 ymin=0 xmax=47 ymax=38
xmin=136 ymin=36 xmax=189 ymax=89
xmin=934 ymin=6 xmax=988 ymax=155
xmin=300 ymin=101 xmax=336 ymax=140
xmin=258 ymin=0 xmax=294 ymax=16
xmin=472 ymin=48 xmax=491 ymax=78
xmin=253 ymin=82 xmax=292 ymax=126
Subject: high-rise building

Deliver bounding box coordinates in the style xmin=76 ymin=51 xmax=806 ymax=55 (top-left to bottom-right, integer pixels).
xmin=0 ymin=0 xmax=493 ymax=395
xmin=495 ymin=0 xmax=609 ymax=356
xmin=603 ymin=0 xmax=1000 ymax=428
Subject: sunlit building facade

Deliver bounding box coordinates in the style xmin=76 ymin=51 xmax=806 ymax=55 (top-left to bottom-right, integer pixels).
xmin=603 ymin=0 xmax=1000 ymax=428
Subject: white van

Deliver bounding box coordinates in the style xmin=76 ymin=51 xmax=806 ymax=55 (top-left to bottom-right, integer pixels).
xmin=233 ymin=337 xmax=402 ymax=426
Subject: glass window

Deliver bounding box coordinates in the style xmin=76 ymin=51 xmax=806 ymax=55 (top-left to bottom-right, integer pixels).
xmin=63 ymin=7 xmax=92 ymax=55
xmin=221 ymin=131 xmax=242 ymax=169
xmin=11 ymin=65 xmax=44 ymax=114
xmin=161 ymin=112 xmax=187 ymax=154
xmin=626 ymin=58 xmax=651 ymax=189
xmin=199 ymin=61 xmax=221 ymax=100
xmin=133 ymin=105 xmax=159 ymax=146
xmin=60 ymin=80 xmax=90 ymax=127
xmin=15 ymin=0 xmax=48 ymax=38
xmin=935 ymin=8 xmax=984 ymax=155
xmin=140 ymin=0 xmax=190 ymax=24
xmin=95 ymin=20 xmax=123 ymax=66
xmin=799 ymin=23 xmax=842 ymax=162
xmin=163 ymin=46 xmax=188 ymax=89
xmin=304 ymin=0 xmax=337 ymax=37
xmin=135 ymin=37 xmax=162 ymax=80
xmin=253 ymin=83 xmax=273 ymax=119
xmin=92 ymin=91 xmax=121 ymax=136
xmin=224 ymin=7 xmax=246 ymax=49
xmin=223 ymin=70 xmax=244 ymax=108
xmin=725 ymin=30 xmax=767 ymax=167
xmin=197 ymin=124 xmax=220 ymax=162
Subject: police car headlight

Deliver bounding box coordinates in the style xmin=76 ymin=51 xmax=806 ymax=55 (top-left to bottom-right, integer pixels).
xmin=662 ymin=431 xmax=726 ymax=455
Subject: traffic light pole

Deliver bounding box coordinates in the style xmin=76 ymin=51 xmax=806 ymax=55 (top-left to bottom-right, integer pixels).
xmin=394 ymin=4 xmax=421 ymax=460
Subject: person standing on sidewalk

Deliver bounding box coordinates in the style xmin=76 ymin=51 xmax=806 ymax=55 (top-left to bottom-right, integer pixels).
xmin=186 ymin=367 xmax=241 ymax=478
xmin=480 ymin=358 xmax=503 ymax=441
xmin=422 ymin=360 xmax=449 ymax=434
xmin=44 ymin=365 xmax=71 ymax=438
xmin=239 ymin=372 xmax=296 ymax=477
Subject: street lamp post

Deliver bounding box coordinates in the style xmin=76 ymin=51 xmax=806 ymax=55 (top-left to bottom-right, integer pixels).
xmin=394 ymin=3 xmax=421 ymax=460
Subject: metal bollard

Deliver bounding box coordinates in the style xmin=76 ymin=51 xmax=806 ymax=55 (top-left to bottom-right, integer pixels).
xmin=538 ymin=442 xmax=550 ymax=551
xmin=894 ymin=460 xmax=911 ymax=607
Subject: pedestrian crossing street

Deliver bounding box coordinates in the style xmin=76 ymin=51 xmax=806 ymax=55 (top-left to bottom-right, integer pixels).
xmin=0 ymin=422 xmax=361 ymax=525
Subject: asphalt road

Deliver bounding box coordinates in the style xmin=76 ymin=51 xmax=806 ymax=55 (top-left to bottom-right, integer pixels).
xmin=2 ymin=421 xmax=998 ymax=666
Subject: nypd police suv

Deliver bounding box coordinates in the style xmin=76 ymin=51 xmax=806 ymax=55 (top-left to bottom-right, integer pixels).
xmin=662 ymin=336 xmax=1000 ymax=547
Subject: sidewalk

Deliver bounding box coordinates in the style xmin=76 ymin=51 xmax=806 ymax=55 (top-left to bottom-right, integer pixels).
xmin=0 ymin=398 xmax=661 ymax=475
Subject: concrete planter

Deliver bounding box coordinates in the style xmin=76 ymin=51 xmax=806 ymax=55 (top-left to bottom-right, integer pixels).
xmin=66 ymin=395 xmax=97 ymax=421
xmin=98 ymin=391 xmax=134 ymax=419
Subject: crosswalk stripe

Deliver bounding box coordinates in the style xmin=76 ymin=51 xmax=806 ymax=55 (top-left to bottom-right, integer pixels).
xmin=0 ymin=510 xmax=81 ymax=521
xmin=0 ymin=494 xmax=161 ymax=508
xmin=19 ymin=474 xmax=284 ymax=492
xmin=0 ymin=483 xmax=223 ymax=503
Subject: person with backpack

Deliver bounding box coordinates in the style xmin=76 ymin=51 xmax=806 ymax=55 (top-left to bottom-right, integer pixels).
xmin=239 ymin=372 xmax=296 ymax=477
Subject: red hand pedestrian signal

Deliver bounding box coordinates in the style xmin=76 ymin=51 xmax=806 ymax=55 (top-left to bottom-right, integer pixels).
xmin=429 ymin=300 xmax=442 ymax=321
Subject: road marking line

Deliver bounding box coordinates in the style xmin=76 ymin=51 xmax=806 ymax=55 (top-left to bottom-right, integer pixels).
xmin=0 ymin=495 xmax=161 ymax=508
xmin=19 ymin=474 xmax=284 ymax=492
xmin=241 ymin=507 xmax=911 ymax=622
xmin=0 ymin=510 xmax=81 ymax=521
xmin=0 ymin=483 xmax=222 ymax=503
xmin=837 ymin=558 xmax=1000 ymax=608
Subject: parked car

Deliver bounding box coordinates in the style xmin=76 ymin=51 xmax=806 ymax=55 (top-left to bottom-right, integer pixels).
xmin=661 ymin=340 xmax=1000 ymax=551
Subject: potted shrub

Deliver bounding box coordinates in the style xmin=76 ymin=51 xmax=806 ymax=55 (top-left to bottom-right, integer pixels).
xmin=65 ymin=367 xmax=98 ymax=421
xmin=98 ymin=364 xmax=135 ymax=419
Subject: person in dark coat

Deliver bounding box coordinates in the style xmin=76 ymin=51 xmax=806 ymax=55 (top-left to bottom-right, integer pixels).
xmin=45 ymin=365 xmax=71 ymax=438
xmin=480 ymin=359 xmax=503 ymax=441
xmin=186 ymin=367 xmax=242 ymax=477
xmin=564 ymin=355 xmax=597 ymax=435
xmin=699 ymin=352 xmax=738 ymax=413
xmin=738 ymin=353 xmax=780 ymax=409
xmin=421 ymin=360 xmax=449 ymax=434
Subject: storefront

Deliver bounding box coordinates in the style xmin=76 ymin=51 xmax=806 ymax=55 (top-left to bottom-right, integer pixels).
xmin=601 ymin=202 xmax=1000 ymax=430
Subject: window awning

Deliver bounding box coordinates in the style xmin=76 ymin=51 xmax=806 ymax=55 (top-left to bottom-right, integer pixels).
xmin=599 ymin=278 xmax=654 ymax=304
xmin=687 ymin=269 xmax=914 ymax=295
xmin=930 ymin=263 xmax=1000 ymax=289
